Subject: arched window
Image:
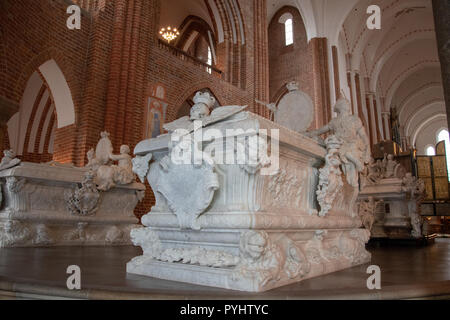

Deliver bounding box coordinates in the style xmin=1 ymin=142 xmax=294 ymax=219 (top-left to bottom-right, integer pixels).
xmin=207 ymin=46 xmax=212 ymax=74
xmin=285 ymin=19 xmax=294 ymax=46
xmin=426 ymin=145 xmax=436 ymax=156
xmin=278 ymin=12 xmax=294 ymax=46
xmin=437 ymin=129 xmax=450 ymax=181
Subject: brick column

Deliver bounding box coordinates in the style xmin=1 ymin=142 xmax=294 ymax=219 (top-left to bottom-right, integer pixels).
xmin=367 ymin=93 xmax=378 ymax=145
xmin=104 ymin=0 xmax=127 ymax=149
xmin=104 ymin=0 xmax=153 ymax=150
xmin=331 ymin=46 xmax=340 ymax=99
xmin=253 ymin=0 xmax=270 ymax=118
xmin=0 ymin=96 xmax=19 ymax=151
xmin=311 ymin=37 xmax=331 ymax=128
xmin=432 ymin=0 xmax=450 ymax=131
xmin=354 ymin=73 xmax=367 ymax=128
xmin=382 ymin=112 xmax=391 ymax=140
xmin=365 ymin=94 xmax=374 ymax=148
xmin=373 ymin=97 xmax=382 ymax=142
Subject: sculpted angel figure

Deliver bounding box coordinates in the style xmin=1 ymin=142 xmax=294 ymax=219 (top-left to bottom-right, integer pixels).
xmin=234 ymin=231 xmax=284 ymax=287
xmin=402 ymin=173 xmax=426 ymax=238
xmin=110 ymin=145 xmax=135 ymax=185
xmin=317 ymin=152 xmax=344 ymax=216
xmin=86 ymin=148 xmax=100 ymax=170
xmin=306 ymin=97 xmax=370 ymax=188
xmin=86 ymin=132 xmax=136 ymax=191
xmin=361 ymin=157 xmax=383 ymax=186
xmin=383 ymin=154 xmax=398 ymax=178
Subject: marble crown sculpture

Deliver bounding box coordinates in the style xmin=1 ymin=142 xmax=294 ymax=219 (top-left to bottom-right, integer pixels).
xmin=0 ymin=133 xmax=145 ymax=247
xmin=127 ymin=92 xmax=372 ymax=292
xmin=358 ymin=155 xmax=426 ymax=239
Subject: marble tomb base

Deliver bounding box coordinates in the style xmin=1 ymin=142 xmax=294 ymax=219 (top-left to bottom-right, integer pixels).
xmin=359 ymin=177 xmax=424 ymax=240
xmin=127 ymin=109 xmax=371 ymax=292
xmin=0 ymin=162 xmax=144 ymax=247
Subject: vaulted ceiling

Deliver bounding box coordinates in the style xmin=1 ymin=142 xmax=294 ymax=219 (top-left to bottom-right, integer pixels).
xmin=271 ymin=0 xmax=445 ymax=151
xmin=160 ymin=0 xmax=445 ymax=151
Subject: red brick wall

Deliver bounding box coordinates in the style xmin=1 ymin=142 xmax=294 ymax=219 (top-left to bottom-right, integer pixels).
xmin=268 ymin=6 xmax=315 ymax=105
xmin=0 ymin=0 xmax=92 ymax=164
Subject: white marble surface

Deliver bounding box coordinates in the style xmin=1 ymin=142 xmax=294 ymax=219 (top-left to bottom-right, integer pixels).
xmin=0 ymin=162 xmax=145 ymax=247
xmin=127 ymin=100 xmax=371 ymax=292
xmin=358 ymin=174 xmax=426 ymax=239
xmin=275 ymin=82 xmax=315 ymax=133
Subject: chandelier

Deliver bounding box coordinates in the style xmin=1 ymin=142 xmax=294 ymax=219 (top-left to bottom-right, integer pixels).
xmin=159 ymin=26 xmax=180 ymax=44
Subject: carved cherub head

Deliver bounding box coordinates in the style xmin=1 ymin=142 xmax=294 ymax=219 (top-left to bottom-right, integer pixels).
xmin=120 ymin=145 xmax=130 ymax=155
xmin=240 ymin=230 xmax=268 ymax=261
xmin=387 ymin=154 xmax=394 ymax=161
xmin=100 ymin=131 xmax=110 ymax=139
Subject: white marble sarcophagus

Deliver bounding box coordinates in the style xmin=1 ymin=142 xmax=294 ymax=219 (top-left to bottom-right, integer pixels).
xmin=127 ymin=94 xmax=372 ymax=292
xmin=0 ymin=137 xmax=145 ymax=248
xmin=358 ymin=158 xmax=426 ymax=240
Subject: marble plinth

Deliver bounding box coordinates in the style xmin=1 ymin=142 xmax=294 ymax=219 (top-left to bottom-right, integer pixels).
xmin=127 ymin=110 xmax=371 ymax=292
xmin=0 ymin=162 xmax=144 ymax=247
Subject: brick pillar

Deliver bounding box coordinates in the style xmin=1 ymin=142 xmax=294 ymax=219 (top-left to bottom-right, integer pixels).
xmin=373 ymin=97 xmax=382 ymax=142
xmin=354 ymin=73 xmax=367 ymax=129
xmin=0 ymin=124 xmax=7 ymax=151
xmin=432 ymin=0 xmax=450 ymax=131
xmin=332 ymin=46 xmax=340 ymax=99
xmin=367 ymin=93 xmax=378 ymax=145
xmin=365 ymin=94 xmax=374 ymax=148
xmin=0 ymin=96 xmax=19 ymax=152
xmin=253 ymin=0 xmax=270 ymax=118
xmin=104 ymin=0 xmax=127 ymax=149
xmin=311 ymin=37 xmax=331 ymax=128
xmin=104 ymin=0 xmax=153 ymax=150
xmin=382 ymin=112 xmax=391 ymax=140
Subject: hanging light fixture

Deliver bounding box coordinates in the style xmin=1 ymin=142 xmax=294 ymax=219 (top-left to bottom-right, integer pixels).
xmin=159 ymin=26 xmax=180 ymax=44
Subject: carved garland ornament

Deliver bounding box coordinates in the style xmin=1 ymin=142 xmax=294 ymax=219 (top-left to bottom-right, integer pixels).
xmin=316 ymin=136 xmax=344 ymax=217
xmin=131 ymin=227 xmax=371 ymax=289
xmin=130 ymin=228 xmax=239 ymax=268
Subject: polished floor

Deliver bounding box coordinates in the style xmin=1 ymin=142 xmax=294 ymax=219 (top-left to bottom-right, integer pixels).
xmin=1 ymin=239 xmax=450 ymax=299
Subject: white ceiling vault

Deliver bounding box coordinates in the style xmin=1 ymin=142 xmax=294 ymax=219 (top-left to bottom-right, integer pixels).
xmin=338 ymin=0 xmax=445 ymax=151
xmin=159 ymin=0 xmax=446 ymax=151
xmin=268 ymin=0 xmax=445 ymax=151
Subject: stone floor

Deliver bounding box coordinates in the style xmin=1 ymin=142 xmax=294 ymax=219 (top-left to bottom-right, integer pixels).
xmin=0 ymin=239 xmax=450 ymax=299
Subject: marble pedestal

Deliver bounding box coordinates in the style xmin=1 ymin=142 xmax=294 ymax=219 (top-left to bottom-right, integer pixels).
xmin=0 ymin=162 xmax=144 ymax=247
xmin=359 ymin=178 xmax=415 ymax=239
xmin=127 ymin=111 xmax=371 ymax=292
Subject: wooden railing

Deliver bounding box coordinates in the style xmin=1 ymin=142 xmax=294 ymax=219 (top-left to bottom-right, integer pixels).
xmin=158 ymin=39 xmax=223 ymax=78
